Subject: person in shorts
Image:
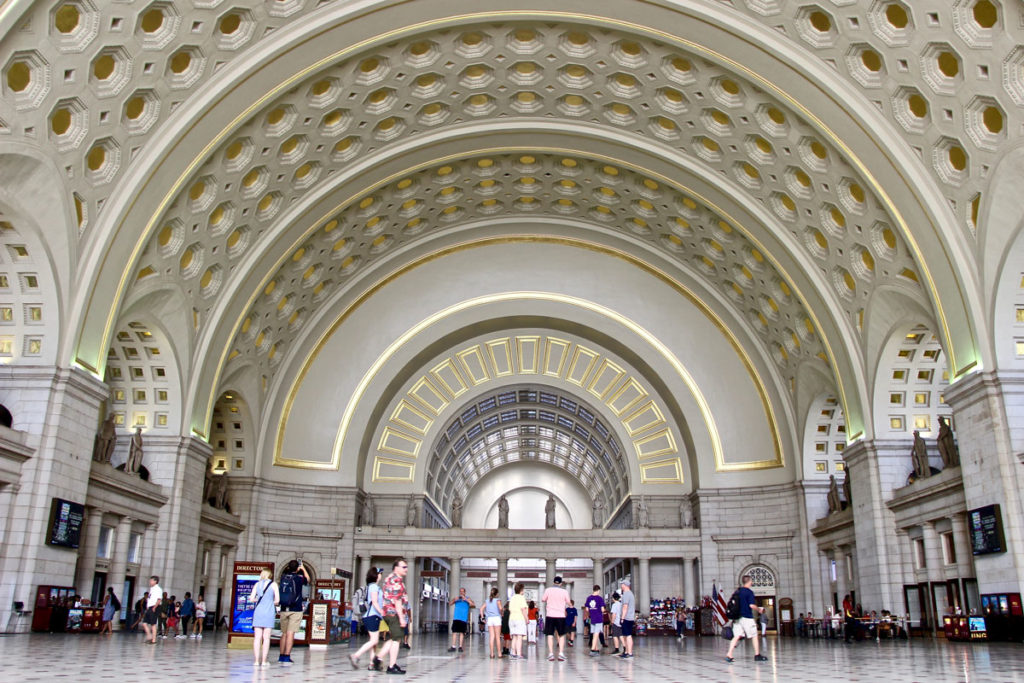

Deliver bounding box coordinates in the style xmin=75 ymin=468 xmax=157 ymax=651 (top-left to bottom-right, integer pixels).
xmin=142 ymin=576 xmax=162 ymax=644
xmin=609 ymin=592 xmax=623 ymax=654
xmin=541 ymin=576 xmax=571 ymax=661
xmin=584 ymin=585 xmax=606 ymax=655
xmin=725 ymin=574 xmax=767 ymax=664
xmin=508 ymin=582 xmax=528 ymax=659
xmin=278 ymin=559 xmax=310 ymax=663
xmin=618 ymin=579 xmax=635 ymax=658
xmin=380 ymin=559 xmax=410 ymax=675
xmin=448 ymin=587 xmax=475 ymax=652
xmin=350 ymin=567 xmax=384 ymax=671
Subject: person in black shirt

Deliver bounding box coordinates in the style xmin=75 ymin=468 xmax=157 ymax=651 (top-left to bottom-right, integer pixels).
xmin=725 ymin=575 xmax=768 ymax=664
xmin=278 ymin=559 xmax=310 ymax=664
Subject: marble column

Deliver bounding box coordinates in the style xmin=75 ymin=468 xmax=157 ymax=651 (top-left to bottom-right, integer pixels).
xmin=949 ymin=513 xmax=975 ymax=582
xmin=545 ymin=558 xmax=556 ymax=586
xmin=638 ymin=557 xmax=651 ymax=616
xmin=449 ymin=557 xmax=461 ymax=599
xmin=592 ymin=558 xmax=603 ymax=592
xmin=406 ymin=557 xmax=419 ymax=634
xmin=922 ymin=521 xmax=943 ymax=631
xmin=108 ymin=516 xmax=133 ymax=630
xmin=220 ymin=546 xmax=236 ymax=628
xmin=75 ymin=506 xmax=104 ymax=597
xmin=682 ymin=557 xmax=694 ymax=606
xmin=192 ymin=540 xmax=206 ymax=597
xmin=497 ymin=557 xmax=508 ymax=601
xmin=205 ymin=543 xmax=222 ymax=619
xmin=834 ymin=549 xmax=848 ymax=609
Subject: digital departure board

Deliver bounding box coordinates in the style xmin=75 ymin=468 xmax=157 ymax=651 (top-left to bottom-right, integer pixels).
xmin=46 ymin=498 xmax=85 ymax=549
xmin=969 ymin=504 xmax=1006 ymax=556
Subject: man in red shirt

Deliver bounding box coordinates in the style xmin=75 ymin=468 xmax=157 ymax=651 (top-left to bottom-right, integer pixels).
xmin=380 ymin=559 xmax=410 ymax=675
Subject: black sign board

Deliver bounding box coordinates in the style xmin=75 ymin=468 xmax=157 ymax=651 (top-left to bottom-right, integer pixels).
xmin=46 ymin=498 xmax=85 ymax=549
xmin=969 ymin=504 xmax=1006 ymax=556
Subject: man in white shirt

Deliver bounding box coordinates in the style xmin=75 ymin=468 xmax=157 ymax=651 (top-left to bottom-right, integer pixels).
xmin=142 ymin=575 xmax=162 ymax=644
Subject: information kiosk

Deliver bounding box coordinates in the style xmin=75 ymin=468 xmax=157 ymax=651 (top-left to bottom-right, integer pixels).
xmin=227 ymin=561 xmax=273 ymax=648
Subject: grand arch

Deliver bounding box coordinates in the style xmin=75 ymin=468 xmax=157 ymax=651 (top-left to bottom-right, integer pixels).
xmin=50 ymin=1 xmax=987 ymax=443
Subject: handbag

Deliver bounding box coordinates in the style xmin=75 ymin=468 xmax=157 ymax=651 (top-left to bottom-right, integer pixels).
xmin=721 ymin=624 xmax=733 ymax=639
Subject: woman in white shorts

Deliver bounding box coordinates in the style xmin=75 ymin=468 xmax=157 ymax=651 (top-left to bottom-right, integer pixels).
xmin=482 ymin=588 xmax=504 ymax=658
xmin=508 ymin=583 xmax=529 ymax=659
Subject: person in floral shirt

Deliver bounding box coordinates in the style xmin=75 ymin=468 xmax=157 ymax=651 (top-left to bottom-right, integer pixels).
xmin=380 ymin=559 xmax=409 ymax=675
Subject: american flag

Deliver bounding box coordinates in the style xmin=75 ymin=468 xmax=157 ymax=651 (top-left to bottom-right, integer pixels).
xmin=711 ymin=583 xmax=727 ymax=626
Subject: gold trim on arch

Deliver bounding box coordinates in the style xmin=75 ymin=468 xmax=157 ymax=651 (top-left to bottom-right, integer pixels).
xmin=271 ymin=237 xmax=786 ymax=473
xmin=83 ymin=7 xmax=976 ymax=444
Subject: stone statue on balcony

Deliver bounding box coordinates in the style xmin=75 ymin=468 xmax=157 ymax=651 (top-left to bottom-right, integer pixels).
xmin=497 ymin=495 xmax=509 ymax=529
xmin=545 ymin=495 xmax=557 ymax=529
xmin=827 ymin=475 xmax=841 ymax=514
xmin=214 ymin=473 xmax=230 ymax=510
xmin=126 ymin=427 xmax=144 ymax=475
xmin=406 ymin=499 xmax=419 ymax=527
xmin=842 ymin=468 xmax=852 ymax=508
xmin=937 ymin=416 xmax=960 ymax=468
xmin=635 ymin=496 xmax=650 ymax=529
xmin=92 ymin=414 xmax=116 ymax=464
xmin=680 ymin=499 xmax=693 ymax=529
xmin=451 ymin=495 xmax=463 ymax=528
xmin=592 ymin=497 xmax=604 ymax=528
xmin=911 ymin=430 xmax=931 ymax=479
xmin=360 ymin=495 xmax=375 ymax=527
xmin=203 ymin=467 xmax=216 ymax=506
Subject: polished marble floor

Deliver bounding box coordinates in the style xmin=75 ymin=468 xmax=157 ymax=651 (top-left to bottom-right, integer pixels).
xmin=4 ymin=629 xmax=1022 ymax=682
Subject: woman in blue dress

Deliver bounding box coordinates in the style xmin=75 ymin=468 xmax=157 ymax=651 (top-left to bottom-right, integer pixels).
xmin=248 ymin=569 xmax=280 ymax=666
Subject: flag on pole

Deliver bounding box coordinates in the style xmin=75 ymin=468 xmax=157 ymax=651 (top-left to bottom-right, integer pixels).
xmin=711 ymin=583 xmax=727 ymax=626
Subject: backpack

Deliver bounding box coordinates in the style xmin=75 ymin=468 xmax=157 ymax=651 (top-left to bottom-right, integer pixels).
xmin=280 ymin=574 xmax=301 ymax=611
xmin=353 ymin=585 xmax=368 ymax=616
xmin=725 ymin=590 xmax=742 ymax=620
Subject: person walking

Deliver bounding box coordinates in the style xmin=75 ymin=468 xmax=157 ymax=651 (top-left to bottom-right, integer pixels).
xmin=618 ymin=579 xmax=635 ymax=658
xmin=99 ymin=587 xmax=118 ymax=635
xmin=350 ymin=567 xmax=384 ymax=671
xmin=609 ymin=592 xmax=623 ymax=654
xmin=482 ymin=587 xmax=503 ymax=658
xmin=565 ymin=599 xmax=578 ymax=647
xmin=249 ymin=568 xmax=280 ymax=666
xmin=584 ymin=585 xmax=606 ymax=656
xmin=142 ymin=576 xmax=162 ymax=644
xmin=179 ymin=592 xmax=195 ymax=639
xmin=447 ymin=587 xmax=475 ymax=652
xmin=191 ymin=594 xmax=206 ymax=639
xmin=380 ymin=558 xmax=410 ymax=675
xmin=843 ymin=593 xmax=856 ymax=643
xmin=278 ymin=559 xmax=311 ymax=664
xmin=527 ymin=601 xmax=538 ymax=644
xmin=541 ymin=576 xmax=571 ymax=662
xmin=508 ymin=582 xmax=528 ymax=660
xmin=724 ymin=574 xmax=768 ymax=664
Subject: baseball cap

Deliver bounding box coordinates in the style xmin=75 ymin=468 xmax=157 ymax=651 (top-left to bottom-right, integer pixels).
xmin=621 ymin=578 xmax=631 ymax=587
xmin=554 ymin=576 xmax=563 ymax=584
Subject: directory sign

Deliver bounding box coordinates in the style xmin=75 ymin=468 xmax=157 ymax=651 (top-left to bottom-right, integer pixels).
xmin=229 ymin=561 xmax=273 ymax=641
xmin=969 ymin=504 xmax=1006 ymax=555
xmin=46 ymin=498 xmax=85 ymax=549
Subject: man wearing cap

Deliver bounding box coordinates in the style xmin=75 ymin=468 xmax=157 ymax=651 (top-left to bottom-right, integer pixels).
xmin=541 ymin=576 xmax=571 ymax=662
xmin=619 ymin=579 xmax=635 ymax=659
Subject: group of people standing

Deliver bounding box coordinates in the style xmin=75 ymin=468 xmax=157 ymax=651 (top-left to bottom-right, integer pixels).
xmin=440 ymin=576 xmax=638 ymax=662
xmin=138 ymin=576 xmax=207 ymax=643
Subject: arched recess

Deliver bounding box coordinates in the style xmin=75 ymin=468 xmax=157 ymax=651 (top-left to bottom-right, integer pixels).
xmin=739 ymin=563 xmax=778 ymax=598
xmin=0 ymin=202 xmax=62 ymax=366
xmin=980 ymin=141 xmax=1024 ymax=367
xmin=66 ymin=0 xmax=984 ymax=431
xmin=871 ymin=323 xmax=952 ymax=439
xmin=988 ymin=190 xmax=1024 ymax=370
xmin=209 ymin=390 xmax=256 ymax=478
xmin=266 ymin=241 xmax=790 ymax=491
xmin=802 ymin=393 xmax=846 ymax=482
xmin=463 ymin=464 xmax=590 ymax=530
xmin=102 ymin=319 xmax=183 ymax=450
xmin=419 ymin=385 xmax=633 ymax=520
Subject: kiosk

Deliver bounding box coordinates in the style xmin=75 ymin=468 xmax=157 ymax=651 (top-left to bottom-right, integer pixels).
xmin=31 ymin=586 xmax=75 ymax=632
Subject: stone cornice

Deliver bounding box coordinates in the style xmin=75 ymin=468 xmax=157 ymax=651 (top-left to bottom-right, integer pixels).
xmin=200 ymin=504 xmax=245 ymax=536
xmin=810 ymin=508 xmax=854 ymax=537
xmin=0 ymin=425 xmax=33 ymax=486
xmin=886 ymin=465 xmax=964 ymax=516
xmin=87 ymin=460 xmax=168 ymax=521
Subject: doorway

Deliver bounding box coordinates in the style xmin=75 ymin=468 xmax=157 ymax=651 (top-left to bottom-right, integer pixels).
xmin=755 ymin=596 xmax=777 ymax=631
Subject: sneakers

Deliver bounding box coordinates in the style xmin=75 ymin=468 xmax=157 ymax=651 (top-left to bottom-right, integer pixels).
xmin=401 ymin=643 xmax=411 ymax=650
xmin=589 ymin=650 xmax=601 ymax=657
xmin=385 ymin=664 xmax=406 ymax=675
xmin=619 ymin=652 xmax=633 ymax=659
xmin=754 ymin=654 xmax=768 ymax=661
xmin=557 ymin=653 xmax=566 ymax=661
xmin=447 ymin=646 xmax=456 ymax=652
xmin=725 ymin=656 xmax=734 ymax=663
xmin=279 ymin=654 xmax=292 ymax=664
xmin=188 ymin=634 xmax=196 ymax=639
xmin=196 ymin=634 xmax=202 ymax=639
xmin=175 ymin=635 xmax=187 ymax=639
xmin=349 ymin=654 xmax=359 ymax=670
xmin=547 ymin=654 xmax=555 ymax=661
xmin=371 ymin=657 xmax=383 ymax=672
xmin=457 ymin=646 xmax=464 ymax=652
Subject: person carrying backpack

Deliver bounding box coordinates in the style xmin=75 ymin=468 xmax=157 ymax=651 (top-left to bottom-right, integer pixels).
xmin=724 ymin=575 xmax=767 ymax=664
xmin=278 ymin=559 xmax=310 ymax=664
